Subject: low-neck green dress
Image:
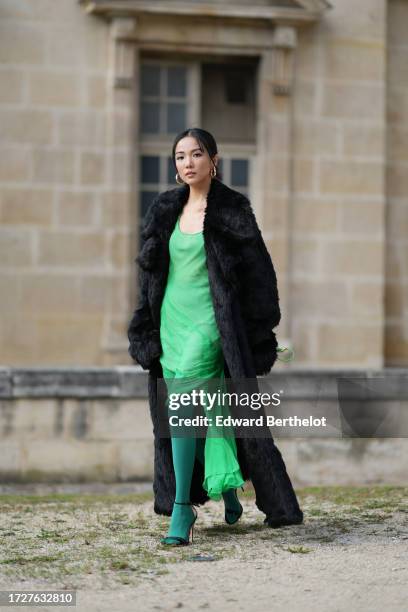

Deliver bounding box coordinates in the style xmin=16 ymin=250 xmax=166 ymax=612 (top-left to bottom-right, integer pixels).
xmin=159 ymin=214 xmax=244 ymax=500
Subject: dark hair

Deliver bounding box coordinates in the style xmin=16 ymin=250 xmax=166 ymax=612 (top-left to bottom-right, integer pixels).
xmin=171 ymin=127 xmax=223 ymax=181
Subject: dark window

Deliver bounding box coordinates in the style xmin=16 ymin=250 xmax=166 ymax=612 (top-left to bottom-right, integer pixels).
xmin=141 ymin=156 xmax=160 ymax=184
xmin=140 ymin=62 xmax=188 ymax=135
xmin=231 ymin=159 xmax=248 ymax=187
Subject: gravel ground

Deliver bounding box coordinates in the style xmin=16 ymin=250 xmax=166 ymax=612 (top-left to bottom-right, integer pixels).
xmin=0 ymin=485 xmax=407 ymax=611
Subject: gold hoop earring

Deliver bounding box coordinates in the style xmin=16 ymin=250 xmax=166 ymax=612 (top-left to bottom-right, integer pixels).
xmin=210 ymin=166 xmax=217 ymax=178
xmin=175 ymin=173 xmax=184 ymax=185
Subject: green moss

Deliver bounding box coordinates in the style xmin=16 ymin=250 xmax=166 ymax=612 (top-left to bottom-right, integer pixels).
xmin=286 ymin=546 xmax=312 ymax=554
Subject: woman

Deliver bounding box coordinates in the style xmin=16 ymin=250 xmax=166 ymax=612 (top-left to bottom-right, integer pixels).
xmin=128 ymin=128 xmax=303 ymax=546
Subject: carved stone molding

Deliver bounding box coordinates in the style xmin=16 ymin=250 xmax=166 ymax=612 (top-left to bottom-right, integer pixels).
xmin=271 ymin=25 xmax=297 ymax=96
xmin=109 ymin=17 xmax=137 ymax=89
xmin=79 ymin=0 xmax=332 ymax=26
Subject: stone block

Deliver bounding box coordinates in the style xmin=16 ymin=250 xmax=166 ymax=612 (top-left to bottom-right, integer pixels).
xmin=78 ymin=275 xmax=110 ymax=312
xmin=12 ymin=398 xmax=56 ymax=437
xmin=80 ymin=152 xmax=106 ymax=185
xmin=58 ymin=191 xmax=97 ymax=226
xmin=322 ymin=83 xmax=384 ymax=119
xmin=0 ymin=109 xmax=53 ymax=145
xmin=0 ymin=228 xmax=33 ymax=266
xmin=321 ymin=0 xmax=385 ymax=40
xmin=320 ymin=160 xmax=383 ymax=195
xmin=22 ymin=439 xmax=118 ymax=481
xmin=20 ymin=273 xmax=79 ymax=314
xmin=0 ymin=314 xmax=38 ymax=363
xmin=29 ymin=72 xmax=81 ymax=106
xmin=112 ymin=151 xmax=132 ymax=187
xmin=294 ymin=120 xmax=339 ymax=156
xmin=263 ymin=196 xmax=288 ymax=230
xmin=89 ymin=399 xmax=151 ymax=441
xmin=323 ymin=39 xmax=385 ymax=81
xmin=32 ymin=149 xmax=75 ymax=184
xmin=339 ymin=201 xmax=384 ymax=233
xmin=35 ymin=314 xmax=104 ymax=364
xmin=291 ymin=322 xmax=316 ymax=363
xmin=111 ymin=112 xmax=134 ymax=148
xmin=0 ymin=23 xmax=45 ymax=64
xmin=0 ymin=274 xmax=20 ymax=313
xmin=317 ymin=323 xmax=383 ymax=365
xmin=322 ymin=240 xmax=383 ymax=276
xmin=109 ymin=230 xmax=129 ymax=269
xmin=86 ymin=75 xmax=107 ymax=108
xmin=342 ymin=124 xmax=385 ymax=157
xmin=37 ymin=230 xmax=105 ymax=267
xmin=293 ymin=79 xmax=317 ymax=116
xmin=296 ymin=29 xmax=318 ymax=79
xmin=118 ymin=439 xmax=154 ymax=480
xmin=294 ymin=157 xmax=315 ymax=193
xmin=351 ymin=282 xmax=383 ymax=317
xmin=0 ymin=188 xmax=53 ymax=226
xmin=0 ymin=149 xmax=30 ymax=181
xmin=293 ymin=197 xmax=337 ymax=232
xmin=58 ymin=112 xmax=106 ymax=147
xmin=100 ymin=191 xmax=130 ymax=228
xmin=0 ymin=439 xmax=21 ymax=474
xmin=291 ymin=280 xmax=348 ymax=318
xmin=0 ymin=69 xmax=23 ymax=103
xmin=292 ymin=239 xmax=320 ymax=274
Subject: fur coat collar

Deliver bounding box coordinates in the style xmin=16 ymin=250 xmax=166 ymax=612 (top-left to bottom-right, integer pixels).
xmin=140 ymin=177 xmax=259 ymax=243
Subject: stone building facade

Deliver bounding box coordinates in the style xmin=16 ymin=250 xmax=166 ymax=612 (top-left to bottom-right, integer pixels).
xmin=0 ymin=0 xmax=407 ymax=370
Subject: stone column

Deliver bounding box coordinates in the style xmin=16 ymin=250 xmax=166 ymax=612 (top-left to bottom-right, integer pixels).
xmin=103 ymin=17 xmax=140 ymax=364
xmin=257 ymin=25 xmax=297 ymax=363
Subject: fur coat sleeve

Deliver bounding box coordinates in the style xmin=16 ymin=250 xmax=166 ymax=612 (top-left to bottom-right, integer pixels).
xmin=127 ymin=198 xmax=162 ymax=370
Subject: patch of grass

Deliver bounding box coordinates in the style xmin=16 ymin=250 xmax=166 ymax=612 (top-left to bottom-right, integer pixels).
xmin=359 ymin=512 xmax=392 ymax=523
xmin=0 ymin=491 xmax=153 ymax=508
xmin=306 ymin=508 xmax=329 ymax=517
xmin=1 ymin=554 xmax=63 ymax=566
xmin=286 ymin=545 xmax=312 ymax=554
xmin=1 ymin=485 xmax=406 ymax=588
xmin=298 ymin=485 xmax=406 ymax=508
xmin=36 ymin=528 xmax=73 ymax=543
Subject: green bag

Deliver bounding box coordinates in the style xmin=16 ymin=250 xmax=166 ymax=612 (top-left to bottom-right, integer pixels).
xmin=276 ymin=346 xmax=295 ymax=363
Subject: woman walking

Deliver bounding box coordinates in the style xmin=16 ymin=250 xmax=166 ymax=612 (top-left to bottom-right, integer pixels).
xmin=128 ymin=128 xmax=303 ymax=546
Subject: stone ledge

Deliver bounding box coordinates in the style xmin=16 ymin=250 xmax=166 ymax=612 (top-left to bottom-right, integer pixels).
xmin=0 ymin=367 xmax=407 ymax=400
xmin=0 ymin=366 xmax=147 ymax=399
xmin=79 ymin=0 xmax=332 ymax=25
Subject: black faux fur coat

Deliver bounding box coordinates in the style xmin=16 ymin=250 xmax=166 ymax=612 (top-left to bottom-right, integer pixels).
xmin=128 ymin=177 xmax=303 ymax=527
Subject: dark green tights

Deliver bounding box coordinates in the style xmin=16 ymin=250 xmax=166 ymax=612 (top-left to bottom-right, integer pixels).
xmin=162 ymin=369 xmax=242 ymax=543
xmin=165 ymin=433 xmax=243 ymax=542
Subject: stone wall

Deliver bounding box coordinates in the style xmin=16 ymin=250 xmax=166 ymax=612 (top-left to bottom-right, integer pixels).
xmin=0 ymin=0 xmax=406 ymax=370
xmin=1 ymin=366 xmax=407 ymax=486
xmin=282 ymin=0 xmax=387 ymax=368
xmin=0 ymin=0 xmax=134 ymax=366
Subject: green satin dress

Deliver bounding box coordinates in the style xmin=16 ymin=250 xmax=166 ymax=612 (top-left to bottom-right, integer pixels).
xmin=159 ymin=214 xmax=245 ymax=500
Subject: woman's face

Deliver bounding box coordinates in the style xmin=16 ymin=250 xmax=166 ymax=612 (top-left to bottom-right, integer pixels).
xmin=174 ymin=136 xmax=217 ymax=185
